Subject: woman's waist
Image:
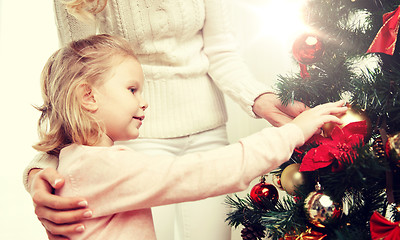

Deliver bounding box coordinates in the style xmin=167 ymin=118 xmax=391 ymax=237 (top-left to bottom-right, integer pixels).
xmin=140 ymin=77 xmax=228 ymax=138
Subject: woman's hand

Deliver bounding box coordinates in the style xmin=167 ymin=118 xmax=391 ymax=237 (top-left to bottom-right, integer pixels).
xmin=253 ymin=93 xmax=309 ymax=127
xmin=28 ymin=168 xmax=92 ymax=240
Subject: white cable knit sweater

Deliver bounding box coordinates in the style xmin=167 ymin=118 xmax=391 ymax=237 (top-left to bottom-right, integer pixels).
xmin=54 ymin=0 xmax=270 ymax=138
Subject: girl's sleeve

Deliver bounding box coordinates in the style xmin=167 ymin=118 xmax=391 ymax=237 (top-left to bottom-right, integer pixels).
xmin=22 ymin=153 xmax=59 ymax=191
xmin=53 ymin=0 xmax=96 ymax=47
xmin=202 ymin=0 xmax=273 ymax=118
xmin=62 ymin=124 xmax=304 ymax=217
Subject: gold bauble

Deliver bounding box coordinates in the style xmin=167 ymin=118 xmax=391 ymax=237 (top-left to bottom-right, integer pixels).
xmin=321 ymin=104 xmax=371 ymax=138
xmin=280 ymin=163 xmax=305 ymax=195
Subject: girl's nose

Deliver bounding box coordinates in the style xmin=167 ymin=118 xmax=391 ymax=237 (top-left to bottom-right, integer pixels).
xmin=141 ymin=100 xmax=148 ymax=111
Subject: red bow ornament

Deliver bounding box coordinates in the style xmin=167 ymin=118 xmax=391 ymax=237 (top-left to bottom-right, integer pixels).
xmin=367 ymin=5 xmax=400 ymax=55
xmin=370 ymin=211 xmax=400 ymax=240
xmin=299 ymin=121 xmax=367 ymax=172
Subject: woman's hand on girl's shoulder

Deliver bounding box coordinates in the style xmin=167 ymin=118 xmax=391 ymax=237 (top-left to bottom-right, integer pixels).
xmin=29 ymin=168 xmax=92 ymax=239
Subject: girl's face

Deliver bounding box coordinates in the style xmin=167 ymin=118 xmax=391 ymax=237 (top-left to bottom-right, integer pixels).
xmin=94 ymin=56 xmax=148 ymax=145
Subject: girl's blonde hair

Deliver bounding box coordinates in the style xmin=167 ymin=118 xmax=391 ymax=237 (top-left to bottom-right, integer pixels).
xmin=62 ymin=0 xmax=108 ymax=21
xmin=33 ymin=34 xmax=137 ymax=156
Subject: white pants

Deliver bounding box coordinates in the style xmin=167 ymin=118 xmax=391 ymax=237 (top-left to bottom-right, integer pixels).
xmin=123 ymin=125 xmax=232 ymax=240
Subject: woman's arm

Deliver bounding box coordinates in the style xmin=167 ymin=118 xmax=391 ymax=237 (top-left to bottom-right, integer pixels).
xmin=24 ymin=152 xmax=92 ymax=239
xmin=28 ymin=168 xmax=92 ymax=240
xmin=203 ymin=0 xmax=269 ymax=117
xmin=202 ymin=0 xmax=307 ymax=126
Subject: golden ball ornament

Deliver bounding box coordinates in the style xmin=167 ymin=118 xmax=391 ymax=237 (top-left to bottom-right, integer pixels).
xmin=304 ymin=191 xmax=342 ymax=228
xmin=280 ymin=163 xmax=305 ymax=195
xmin=321 ymin=104 xmax=371 ymax=138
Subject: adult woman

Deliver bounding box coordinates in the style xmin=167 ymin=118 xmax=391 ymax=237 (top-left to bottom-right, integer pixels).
xmin=25 ymin=1 xmax=307 ymax=239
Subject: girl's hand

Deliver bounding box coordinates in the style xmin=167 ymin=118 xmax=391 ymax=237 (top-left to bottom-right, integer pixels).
xmin=28 ymin=168 xmax=92 ymax=240
xmin=291 ymin=100 xmax=347 ymax=141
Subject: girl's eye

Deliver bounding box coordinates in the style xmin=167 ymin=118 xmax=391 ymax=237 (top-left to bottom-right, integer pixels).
xmin=129 ymin=88 xmax=136 ymax=94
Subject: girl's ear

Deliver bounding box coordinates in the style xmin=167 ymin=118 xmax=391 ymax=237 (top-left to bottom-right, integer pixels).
xmin=77 ymin=83 xmax=98 ymax=112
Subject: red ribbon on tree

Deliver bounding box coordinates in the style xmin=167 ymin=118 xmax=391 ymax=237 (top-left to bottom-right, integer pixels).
xmin=370 ymin=211 xmax=400 ymax=240
xmin=367 ymin=5 xmax=400 ymax=55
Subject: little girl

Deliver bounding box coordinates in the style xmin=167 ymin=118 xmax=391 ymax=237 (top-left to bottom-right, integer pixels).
xmin=33 ymin=34 xmax=346 ymax=240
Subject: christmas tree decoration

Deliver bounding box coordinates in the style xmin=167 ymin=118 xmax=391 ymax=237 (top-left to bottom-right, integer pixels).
xmin=372 ymin=135 xmax=387 ymax=159
xmin=321 ymin=104 xmax=371 ymax=138
xmin=385 ymin=133 xmax=400 ymax=206
xmin=283 ymin=228 xmax=327 ymax=240
xmin=292 ymin=33 xmax=324 ymax=65
xmin=280 ymin=163 xmax=305 ymax=195
xmin=300 ymin=121 xmax=368 ymax=172
xmin=240 ymin=224 xmax=266 ymax=240
xmin=250 ymin=180 xmax=279 ymax=205
xmin=292 ymin=33 xmax=324 ymax=78
xmin=304 ymin=191 xmax=342 ymax=228
xmin=386 ymin=132 xmax=400 ymax=167
xmin=370 ymin=211 xmax=400 ymax=240
xmin=272 ymin=174 xmax=284 ymax=190
xmin=367 ymin=5 xmax=400 ymax=55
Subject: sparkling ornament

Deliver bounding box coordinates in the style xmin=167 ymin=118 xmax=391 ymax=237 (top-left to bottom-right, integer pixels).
xmin=283 ymin=228 xmax=327 ymax=240
xmin=386 ymin=132 xmax=400 ymax=167
xmin=372 ymin=136 xmax=386 ymax=159
xmin=250 ymin=181 xmax=279 ymax=205
xmin=385 ymin=133 xmax=400 ymax=205
xmin=280 ymin=163 xmax=305 ymax=195
xmin=304 ymin=191 xmax=342 ymax=228
xmin=292 ymin=33 xmax=324 ymax=65
xmin=272 ymin=174 xmax=284 ymax=190
xmin=292 ymin=33 xmax=324 ymax=79
xmin=322 ymin=104 xmax=371 ymax=138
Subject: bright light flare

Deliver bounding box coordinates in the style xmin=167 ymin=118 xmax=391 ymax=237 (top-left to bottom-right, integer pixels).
xmin=243 ymin=0 xmax=309 ymax=45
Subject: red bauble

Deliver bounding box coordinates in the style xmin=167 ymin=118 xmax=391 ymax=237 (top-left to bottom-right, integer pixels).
xmin=250 ymin=182 xmax=279 ymax=204
xmin=292 ymin=33 xmax=324 ymax=65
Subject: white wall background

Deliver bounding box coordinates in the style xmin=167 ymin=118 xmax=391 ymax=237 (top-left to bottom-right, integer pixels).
xmin=0 ymin=0 xmax=302 ymax=239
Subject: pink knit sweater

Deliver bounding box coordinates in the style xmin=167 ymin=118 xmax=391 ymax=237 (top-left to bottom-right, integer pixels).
xmin=56 ymin=124 xmax=304 ymax=239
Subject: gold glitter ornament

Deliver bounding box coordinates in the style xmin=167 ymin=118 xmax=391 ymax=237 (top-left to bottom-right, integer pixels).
xmin=280 ymin=163 xmax=305 ymax=195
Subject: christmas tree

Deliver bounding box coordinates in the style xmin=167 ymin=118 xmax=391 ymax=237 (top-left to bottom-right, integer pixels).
xmin=226 ymin=1 xmax=400 ymax=239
